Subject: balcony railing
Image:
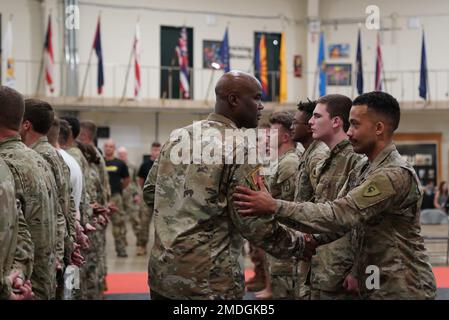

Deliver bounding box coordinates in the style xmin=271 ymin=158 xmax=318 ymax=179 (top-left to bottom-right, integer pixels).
xmin=5 ymin=59 xmax=449 ymax=109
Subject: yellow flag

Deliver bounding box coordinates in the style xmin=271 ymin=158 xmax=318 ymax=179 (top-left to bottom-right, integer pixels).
xmin=279 ymin=32 xmax=287 ymax=103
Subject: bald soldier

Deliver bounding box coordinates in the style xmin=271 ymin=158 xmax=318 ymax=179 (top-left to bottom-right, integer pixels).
xmin=143 ymin=70 xmax=316 ymax=300
xmin=234 ymin=91 xmax=437 ymax=299
xmin=0 ymin=86 xmax=57 ymax=299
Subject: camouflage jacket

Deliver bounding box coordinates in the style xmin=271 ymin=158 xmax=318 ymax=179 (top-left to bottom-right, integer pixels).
xmin=31 ymin=137 xmax=76 ymax=263
xmin=309 ymin=139 xmax=363 ymax=292
xmin=66 ymin=146 xmax=93 ymax=225
xmin=143 ymin=113 xmax=306 ymax=299
xmin=267 ymin=148 xmax=301 ymax=275
xmin=275 ymin=143 xmax=437 ymax=299
xmin=0 ymin=135 xmax=57 ymax=299
xmin=0 ymin=158 xmax=33 ymax=300
xmin=93 ymin=146 xmax=110 ymax=205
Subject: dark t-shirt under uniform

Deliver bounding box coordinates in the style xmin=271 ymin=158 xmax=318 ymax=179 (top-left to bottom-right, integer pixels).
xmin=138 ymin=159 xmax=154 ymax=182
xmin=106 ymin=158 xmax=129 ymax=195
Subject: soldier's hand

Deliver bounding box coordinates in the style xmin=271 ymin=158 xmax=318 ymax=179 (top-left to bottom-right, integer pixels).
xmin=84 ymin=222 xmax=96 ymax=233
xmin=97 ymin=214 xmax=107 ymax=226
xmin=233 ymin=176 xmax=276 ymax=216
xmin=8 ymin=271 xmax=34 ymax=300
xmin=301 ymin=234 xmax=317 ymax=261
xmin=343 ymin=273 xmax=359 ymax=293
xmin=133 ymin=195 xmax=141 ymax=205
xmin=107 ymin=202 xmax=118 ymax=215
xmin=71 ymin=246 xmax=85 ymax=267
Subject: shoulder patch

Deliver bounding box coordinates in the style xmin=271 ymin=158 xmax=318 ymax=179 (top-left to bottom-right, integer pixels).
xmin=245 ymin=165 xmax=263 ymax=190
xmin=350 ymin=174 xmax=395 ymax=210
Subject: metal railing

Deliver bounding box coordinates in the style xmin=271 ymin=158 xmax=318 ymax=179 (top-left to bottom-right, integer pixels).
xmin=5 ymin=59 xmax=449 ymax=108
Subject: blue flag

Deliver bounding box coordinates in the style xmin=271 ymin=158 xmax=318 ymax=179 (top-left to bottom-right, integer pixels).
xmin=317 ymin=32 xmax=326 ymax=97
xmin=93 ymin=18 xmax=104 ymax=94
xmin=356 ymin=29 xmax=364 ymax=95
xmin=219 ymin=27 xmax=230 ymax=72
xmin=419 ymin=30 xmax=428 ymax=100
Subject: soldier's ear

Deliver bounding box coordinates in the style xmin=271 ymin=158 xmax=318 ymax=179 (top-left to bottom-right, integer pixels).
xmin=228 ymin=92 xmax=239 ymax=108
xmin=375 ymin=121 xmax=385 ymax=136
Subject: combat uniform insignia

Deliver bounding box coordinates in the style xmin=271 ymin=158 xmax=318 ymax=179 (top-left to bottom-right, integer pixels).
xmin=245 ymin=165 xmax=263 ymax=190
xmin=363 ymin=183 xmax=381 ymax=197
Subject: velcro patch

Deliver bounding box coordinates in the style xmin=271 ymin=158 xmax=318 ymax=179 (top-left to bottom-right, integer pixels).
xmin=351 ymin=174 xmax=395 ymax=210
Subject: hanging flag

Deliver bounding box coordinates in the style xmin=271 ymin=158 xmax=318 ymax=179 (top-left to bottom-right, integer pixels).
xmin=133 ymin=23 xmax=141 ymax=98
xmin=279 ymin=32 xmax=287 ymax=103
xmin=219 ymin=27 xmax=230 ymax=72
xmin=419 ymin=30 xmax=428 ymax=100
xmin=175 ymin=27 xmax=190 ymax=99
xmin=2 ymin=19 xmax=14 ymax=87
xmin=44 ymin=14 xmax=54 ymax=93
xmin=317 ymin=31 xmax=326 ymax=97
xmin=356 ymin=28 xmax=364 ymax=95
xmin=374 ymin=33 xmax=383 ymax=91
xmin=92 ymin=17 xmax=104 ymax=95
xmin=254 ymin=34 xmax=268 ymax=98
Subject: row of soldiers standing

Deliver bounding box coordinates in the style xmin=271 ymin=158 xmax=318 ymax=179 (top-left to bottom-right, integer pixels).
xmin=0 ymin=85 xmax=152 ymax=300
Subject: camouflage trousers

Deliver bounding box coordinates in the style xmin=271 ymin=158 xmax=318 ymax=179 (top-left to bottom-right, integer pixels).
xmin=110 ymin=193 xmax=127 ymax=254
xmin=122 ymin=188 xmax=140 ymax=242
xmin=296 ymin=260 xmax=311 ymax=300
xmin=310 ymin=287 xmax=356 ymax=300
xmin=267 ymin=255 xmax=297 ymax=300
xmin=137 ymin=201 xmax=152 ymax=247
xmin=32 ymin=253 xmax=57 ymax=300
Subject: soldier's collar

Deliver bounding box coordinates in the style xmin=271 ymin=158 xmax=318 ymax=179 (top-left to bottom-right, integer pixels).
xmin=29 ymin=136 xmax=48 ymax=149
xmin=303 ymin=140 xmax=324 ymax=158
xmin=368 ymin=142 xmax=396 ymax=170
xmin=0 ymin=134 xmax=21 ymax=147
xmin=207 ymin=113 xmax=238 ymax=129
xmin=329 ymin=139 xmax=351 ymax=157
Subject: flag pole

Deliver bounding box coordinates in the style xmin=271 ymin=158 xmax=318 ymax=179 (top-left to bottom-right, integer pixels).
xmin=120 ymin=17 xmax=139 ymax=103
xmin=80 ymin=13 xmax=100 ymax=100
xmin=379 ymin=31 xmax=387 ymax=92
xmin=35 ymin=12 xmax=49 ymax=97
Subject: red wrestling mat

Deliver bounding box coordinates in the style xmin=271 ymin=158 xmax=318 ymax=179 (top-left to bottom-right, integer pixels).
xmin=104 ymin=267 xmax=449 ymax=294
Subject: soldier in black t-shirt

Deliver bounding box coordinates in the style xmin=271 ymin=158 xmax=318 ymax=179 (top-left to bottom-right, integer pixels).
xmin=104 ymin=139 xmax=130 ymax=257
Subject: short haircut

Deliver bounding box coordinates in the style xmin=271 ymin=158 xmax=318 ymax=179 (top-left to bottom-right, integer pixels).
xmin=24 ymin=99 xmax=55 ymax=134
xmin=352 ymin=91 xmax=400 ymax=132
xmin=317 ymin=94 xmax=352 ymax=132
xmin=61 ymin=116 xmax=81 ymax=139
xmin=80 ymin=120 xmax=97 ymax=140
xmin=258 ymin=122 xmax=271 ymax=129
xmin=297 ymin=98 xmax=317 ymax=122
xmin=47 ymin=118 xmax=60 ymax=145
xmin=58 ymin=119 xmax=71 ymax=145
xmin=151 ymin=142 xmax=161 ymax=148
xmin=269 ymin=111 xmax=294 ymax=133
xmin=0 ymin=85 xmax=25 ymax=130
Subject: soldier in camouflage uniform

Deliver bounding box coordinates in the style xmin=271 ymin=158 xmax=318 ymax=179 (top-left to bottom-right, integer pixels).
xmin=0 ymin=86 xmax=57 ymax=300
xmin=306 ymin=94 xmax=364 ymax=300
xmin=234 ymin=91 xmax=437 ymax=299
xmin=79 ymin=120 xmax=111 ymax=293
xmin=118 ymin=146 xmax=142 ymax=246
xmin=258 ymin=112 xmax=301 ymax=299
xmin=289 ymin=99 xmax=329 ymax=299
xmin=143 ymin=71 xmax=316 ymax=300
xmin=0 ymin=157 xmax=34 ymax=300
xmin=20 ymin=99 xmax=79 ymax=299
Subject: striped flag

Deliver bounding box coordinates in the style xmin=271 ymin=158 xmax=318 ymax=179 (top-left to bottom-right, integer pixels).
xmin=355 ymin=28 xmax=364 ymax=95
xmin=279 ymin=32 xmax=287 ymax=103
xmin=175 ymin=27 xmax=190 ymax=99
xmin=44 ymin=14 xmax=54 ymax=93
xmin=255 ymin=34 xmax=268 ymax=98
xmin=419 ymin=30 xmax=428 ymax=100
xmin=374 ymin=33 xmax=383 ymax=91
xmin=133 ymin=23 xmax=141 ymax=98
xmin=93 ymin=17 xmax=104 ymax=95
xmin=219 ymin=27 xmax=230 ymax=72
xmin=317 ymin=32 xmax=326 ymax=97
xmin=2 ymin=19 xmax=15 ymax=87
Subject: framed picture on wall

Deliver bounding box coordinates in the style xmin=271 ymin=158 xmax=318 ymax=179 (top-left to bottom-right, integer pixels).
xmin=203 ymin=40 xmax=222 ymax=69
xmin=326 ymin=63 xmax=352 ymax=86
xmin=328 ymin=43 xmax=350 ymax=58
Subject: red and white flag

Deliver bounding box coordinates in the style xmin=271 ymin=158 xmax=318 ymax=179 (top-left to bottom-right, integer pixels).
xmin=133 ymin=24 xmax=141 ymax=98
xmin=44 ymin=14 xmax=54 ymax=93
xmin=374 ymin=32 xmax=383 ymax=91
xmin=175 ymin=27 xmax=190 ymax=99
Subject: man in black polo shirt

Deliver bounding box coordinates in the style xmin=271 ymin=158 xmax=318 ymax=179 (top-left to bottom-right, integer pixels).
xmin=104 ymin=139 xmax=130 ymax=257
